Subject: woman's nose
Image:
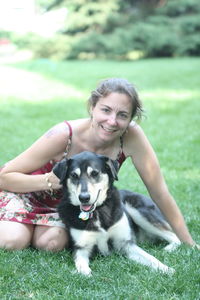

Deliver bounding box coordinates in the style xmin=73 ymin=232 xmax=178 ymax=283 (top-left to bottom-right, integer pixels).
xmin=107 ymin=114 xmax=117 ymax=126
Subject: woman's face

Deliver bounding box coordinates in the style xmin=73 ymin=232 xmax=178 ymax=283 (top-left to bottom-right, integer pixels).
xmin=91 ymin=92 xmax=132 ymax=141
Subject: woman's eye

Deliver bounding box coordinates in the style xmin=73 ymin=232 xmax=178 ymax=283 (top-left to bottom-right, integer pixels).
xmin=119 ymin=112 xmax=128 ymax=119
xmin=101 ymin=108 xmax=110 ymax=113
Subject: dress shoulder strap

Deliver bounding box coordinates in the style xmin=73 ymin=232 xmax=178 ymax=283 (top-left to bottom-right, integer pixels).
xmin=116 ymin=136 xmax=126 ymax=168
xmin=63 ymin=121 xmax=73 ymax=157
xmin=64 ymin=120 xmax=72 ymax=137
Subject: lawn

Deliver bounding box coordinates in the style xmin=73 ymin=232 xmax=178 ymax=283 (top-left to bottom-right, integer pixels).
xmin=0 ymin=57 xmax=200 ymax=300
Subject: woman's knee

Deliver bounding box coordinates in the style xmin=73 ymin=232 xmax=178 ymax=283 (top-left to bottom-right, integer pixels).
xmin=34 ymin=238 xmax=66 ymax=252
xmin=32 ymin=226 xmax=69 ymax=252
xmin=0 ymin=221 xmax=33 ymax=250
xmin=1 ymin=235 xmax=29 ymax=250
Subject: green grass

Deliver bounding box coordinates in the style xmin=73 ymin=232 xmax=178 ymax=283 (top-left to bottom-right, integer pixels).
xmin=0 ymin=57 xmax=200 ymax=299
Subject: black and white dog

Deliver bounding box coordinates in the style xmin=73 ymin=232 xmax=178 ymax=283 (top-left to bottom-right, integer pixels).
xmin=53 ymin=151 xmax=180 ymax=276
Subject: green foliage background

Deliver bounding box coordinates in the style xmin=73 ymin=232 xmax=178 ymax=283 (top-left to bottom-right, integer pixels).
xmin=61 ymin=0 xmax=200 ymax=59
xmin=1 ymin=0 xmax=200 ymax=60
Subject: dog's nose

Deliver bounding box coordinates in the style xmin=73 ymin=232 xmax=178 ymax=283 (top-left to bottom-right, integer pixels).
xmin=79 ymin=192 xmax=90 ymax=203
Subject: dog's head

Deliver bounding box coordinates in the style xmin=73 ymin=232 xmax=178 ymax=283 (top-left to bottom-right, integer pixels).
xmin=53 ymin=151 xmax=118 ymax=214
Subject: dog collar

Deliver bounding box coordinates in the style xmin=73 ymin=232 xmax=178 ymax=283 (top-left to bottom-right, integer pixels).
xmin=79 ymin=211 xmax=93 ymax=221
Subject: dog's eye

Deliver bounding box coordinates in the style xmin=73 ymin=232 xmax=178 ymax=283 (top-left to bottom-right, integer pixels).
xmin=90 ymin=170 xmax=99 ymax=178
xmin=70 ymin=172 xmax=79 ymax=180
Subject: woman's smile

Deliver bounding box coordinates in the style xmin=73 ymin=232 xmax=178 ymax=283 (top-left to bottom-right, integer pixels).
xmin=100 ymin=124 xmax=118 ymax=133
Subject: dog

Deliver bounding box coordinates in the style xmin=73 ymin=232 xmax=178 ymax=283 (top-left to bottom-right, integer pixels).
xmin=53 ymin=151 xmax=180 ymax=276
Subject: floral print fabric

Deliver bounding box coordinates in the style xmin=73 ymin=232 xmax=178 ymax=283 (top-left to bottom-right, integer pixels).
xmin=0 ymin=160 xmax=65 ymax=228
xmin=0 ymin=189 xmax=65 ymax=228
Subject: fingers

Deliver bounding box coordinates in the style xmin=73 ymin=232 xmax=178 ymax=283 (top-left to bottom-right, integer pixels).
xmin=192 ymin=244 xmax=200 ymax=250
xmin=46 ymin=171 xmax=63 ymax=190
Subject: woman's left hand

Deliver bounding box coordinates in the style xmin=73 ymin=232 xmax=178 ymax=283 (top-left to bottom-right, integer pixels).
xmin=193 ymin=244 xmax=200 ymax=250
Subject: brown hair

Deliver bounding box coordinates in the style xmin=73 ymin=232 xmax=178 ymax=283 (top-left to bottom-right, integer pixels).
xmin=88 ymin=78 xmax=144 ymax=120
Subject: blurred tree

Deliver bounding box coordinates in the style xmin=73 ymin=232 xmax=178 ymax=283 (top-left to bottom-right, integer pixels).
xmin=41 ymin=0 xmax=166 ymax=12
xmin=36 ymin=0 xmax=167 ymax=35
xmin=32 ymin=0 xmax=200 ymax=59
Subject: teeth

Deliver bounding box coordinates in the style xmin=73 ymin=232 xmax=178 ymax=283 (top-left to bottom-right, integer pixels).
xmin=102 ymin=126 xmax=116 ymax=132
xmin=80 ymin=202 xmax=96 ymax=213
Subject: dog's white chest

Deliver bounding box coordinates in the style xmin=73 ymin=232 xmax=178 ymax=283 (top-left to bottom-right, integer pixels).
xmin=95 ymin=220 xmax=110 ymax=255
xmin=70 ymin=214 xmax=132 ymax=256
xmin=70 ymin=221 xmax=110 ymax=256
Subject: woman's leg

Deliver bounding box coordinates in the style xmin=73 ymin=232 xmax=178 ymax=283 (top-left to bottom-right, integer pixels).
xmin=31 ymin=225 xmax=69 ymax=252
xmin=0 ymin=221 xmax=34 ymax=250
xmin=0 ymin=222 xmax=68 ymax=251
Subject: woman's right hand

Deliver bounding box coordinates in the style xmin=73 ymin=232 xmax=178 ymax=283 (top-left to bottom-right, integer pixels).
xmin=45 ymin=171 xmax=63 ymax=192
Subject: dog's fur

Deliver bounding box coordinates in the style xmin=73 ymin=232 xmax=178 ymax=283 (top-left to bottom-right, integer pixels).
xmin=53 ymin=151 xmax=180 ymax=276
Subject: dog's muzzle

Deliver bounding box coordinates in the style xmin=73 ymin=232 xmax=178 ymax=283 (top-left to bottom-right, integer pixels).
xmin=79 ymin=192 xmax=90 ymax=204
xmin=79 ymin=189 xmax=101 ymax=221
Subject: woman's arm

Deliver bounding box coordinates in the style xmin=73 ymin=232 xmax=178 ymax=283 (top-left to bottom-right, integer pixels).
xmin=125 ymin=124 xmax=196 ymax=246
xmin=0 ymin=123 xmax=68 ymax=193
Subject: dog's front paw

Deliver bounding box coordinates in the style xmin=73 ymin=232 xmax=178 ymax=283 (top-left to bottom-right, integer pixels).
xmin=164 ymin=242 xmax=181 ymax=252
xmin=160 ymin=265 xmax=175 ymax=275
xmin=167 ymin=267 xmax=175 ymax=275
xmin=76 ymin=262 xmax=92 ymax=276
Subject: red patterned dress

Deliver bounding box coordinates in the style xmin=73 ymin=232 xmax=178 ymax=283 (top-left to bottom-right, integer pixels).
xmin=0 ymin=121 xmax=126 ymax=228
xmin=0 ymin=147 xmax=67 ymax=227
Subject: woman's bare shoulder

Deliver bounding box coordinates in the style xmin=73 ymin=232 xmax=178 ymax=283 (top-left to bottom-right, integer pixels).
xmin=127 ymin=121 xmax=146 ymax=138
xmin=124 ymin=122 xmax=150 ymax=156
xmin=42 ymin=120 xmax=82 ymax=144
xmin=41 ymin=119 xmax=89 ymax=151
xmin=44 ymin=122 xmax=69 ymax=139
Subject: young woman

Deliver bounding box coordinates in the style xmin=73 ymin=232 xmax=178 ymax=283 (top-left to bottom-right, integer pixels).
xmin=0 ymin=78 xmax=198 ymax=251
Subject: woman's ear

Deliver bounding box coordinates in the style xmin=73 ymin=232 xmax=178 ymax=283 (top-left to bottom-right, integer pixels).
xmin=89 ymin=106 xmax=94 ymax=118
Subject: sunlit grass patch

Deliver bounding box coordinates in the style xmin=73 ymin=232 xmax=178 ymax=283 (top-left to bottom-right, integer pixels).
xmin=0 ymin=65 xmax=84 ymax=102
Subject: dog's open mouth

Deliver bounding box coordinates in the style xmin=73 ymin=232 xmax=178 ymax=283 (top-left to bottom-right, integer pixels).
xmin=80 ymin=203 xmax=96 ymax=213
xmin=79 ymin=190 xmax=101 ymax=216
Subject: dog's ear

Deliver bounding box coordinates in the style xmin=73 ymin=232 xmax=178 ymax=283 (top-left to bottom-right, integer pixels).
xmin=53 ymin=158 xmax=68 ymax=183
xmin=105 ymin=158 xmax=119 ymax=181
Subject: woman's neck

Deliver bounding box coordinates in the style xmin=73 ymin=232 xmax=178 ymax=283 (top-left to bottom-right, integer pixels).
xmin=84 ymin=119 xmax=119 ymax=154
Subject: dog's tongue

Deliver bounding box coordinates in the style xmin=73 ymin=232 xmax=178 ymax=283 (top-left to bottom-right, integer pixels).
xmin=81 ymin=204 xmax=92 ymax=212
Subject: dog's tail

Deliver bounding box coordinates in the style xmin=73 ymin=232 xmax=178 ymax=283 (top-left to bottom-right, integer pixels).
xmin=121 ymin=190 xmax=181 ymax=251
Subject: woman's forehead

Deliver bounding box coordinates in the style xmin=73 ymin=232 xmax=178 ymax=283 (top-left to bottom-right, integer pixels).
xmin=98 ymin=92 xmax=132 ymax=111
